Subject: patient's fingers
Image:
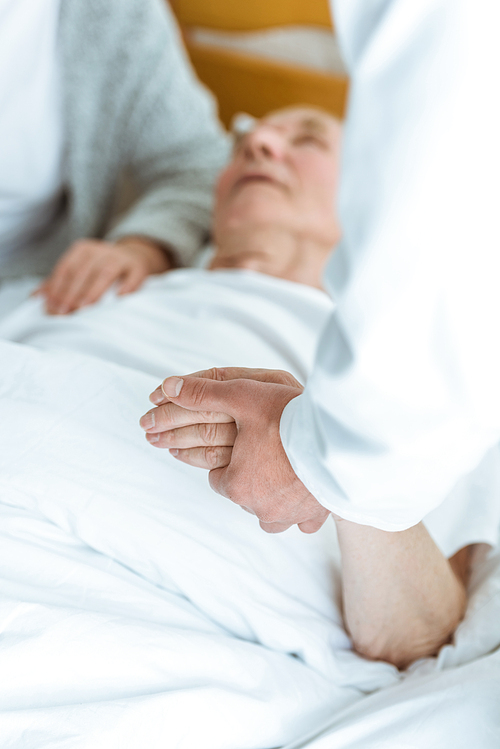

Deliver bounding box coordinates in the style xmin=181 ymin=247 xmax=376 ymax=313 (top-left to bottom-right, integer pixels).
xmin=297 ymin=514 xmax=331 ymax=534
xmin=145 ymin=421 xmax=237 ymax=449
xmin=140 ymin=402 xmax=234 ymax=433
xmin=149 ymin=367 xmax=302 ymax=406
xmin=258 ymin=515 xmax=329 ymax=534
xmin=258 ymin=520 xmax=294 ymax=534
xmin=168 ymin=446 xmax=232 ymax=470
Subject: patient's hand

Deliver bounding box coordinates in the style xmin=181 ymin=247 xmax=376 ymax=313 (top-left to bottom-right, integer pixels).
xmin=33 ymin=236 xmax=172 ymax=314
xmin=140 ymin=368 xmax=468 ymax=667
xmin=140 ymin=367 xmax=331 ymax=533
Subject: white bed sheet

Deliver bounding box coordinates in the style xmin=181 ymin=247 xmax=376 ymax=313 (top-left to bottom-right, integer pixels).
xmin=0 ymin=270 xmax=499 ymax=747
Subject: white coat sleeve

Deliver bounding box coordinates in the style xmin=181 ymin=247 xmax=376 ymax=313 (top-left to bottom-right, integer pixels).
xmin=280 ymin=0 xmax=500 ymax=531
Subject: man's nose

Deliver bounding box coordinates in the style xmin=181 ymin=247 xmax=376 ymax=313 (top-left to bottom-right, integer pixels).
xmin=243 ymin=126 xmax=286 ymax=160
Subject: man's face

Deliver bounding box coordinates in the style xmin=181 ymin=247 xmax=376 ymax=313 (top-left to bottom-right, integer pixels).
xmin=213 ymin=107 xmax=342 ymax=249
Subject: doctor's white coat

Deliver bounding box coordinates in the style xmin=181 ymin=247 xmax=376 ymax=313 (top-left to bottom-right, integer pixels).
xmin=281 ymin=0 xmax=500 ymax=532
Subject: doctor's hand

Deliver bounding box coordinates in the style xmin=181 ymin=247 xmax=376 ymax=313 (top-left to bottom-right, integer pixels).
xmin=140 ymin=367 xmax=331 ymax=534
xmin=33 ymin=236 xmax=172 ymax=315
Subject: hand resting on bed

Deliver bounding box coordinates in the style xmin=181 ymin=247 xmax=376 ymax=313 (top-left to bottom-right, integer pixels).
xmin=33 ymin=235 xmax=173 ymax=315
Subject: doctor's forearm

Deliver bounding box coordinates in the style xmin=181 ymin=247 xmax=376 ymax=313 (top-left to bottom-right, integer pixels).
xmin=334 ymin=518 xmax=467 ymax=669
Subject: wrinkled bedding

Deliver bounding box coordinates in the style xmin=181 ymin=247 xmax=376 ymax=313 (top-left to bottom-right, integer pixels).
xmin=0 ymin=270 xmax=499 ymax=747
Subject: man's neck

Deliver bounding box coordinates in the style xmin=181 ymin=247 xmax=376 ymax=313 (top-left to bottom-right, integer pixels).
xmin=209 ymin=227 xmax=333 ymax=290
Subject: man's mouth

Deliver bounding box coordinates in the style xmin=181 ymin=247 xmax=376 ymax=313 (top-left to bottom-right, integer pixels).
xmin=234 ymin=173 xmax=284 ymax=191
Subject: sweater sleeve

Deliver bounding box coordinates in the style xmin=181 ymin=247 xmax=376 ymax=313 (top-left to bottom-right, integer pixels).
xmin=280 ymin=0 xmax=500 ymax=530
xmin=106 ymin=0 xmax=230 ymax=266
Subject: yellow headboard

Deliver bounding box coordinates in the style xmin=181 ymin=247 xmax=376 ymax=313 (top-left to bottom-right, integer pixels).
xmin=170 ymin=0 xmax=348 ymax=127
xmin=172 ymin=0 xmax=332 ymax=31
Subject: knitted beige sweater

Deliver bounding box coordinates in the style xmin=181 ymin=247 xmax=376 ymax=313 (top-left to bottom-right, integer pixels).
xmin=2 ymin=0 xmax=229 ymax=279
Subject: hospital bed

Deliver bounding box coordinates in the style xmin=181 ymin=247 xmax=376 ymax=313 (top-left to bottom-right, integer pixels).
xmin=0 ymin=2 xmax=499 ymax=747
xmin=168 ymin=2 xmax=500 ymax=745
xmin=1 ymin=265 xmax=500 ymax=749
xmin=169 ymin=0 xmax=348 ymax=126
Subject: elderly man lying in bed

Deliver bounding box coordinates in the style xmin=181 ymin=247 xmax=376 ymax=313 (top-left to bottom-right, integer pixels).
xmin=138 ymin=106 xmax=500 ymax=670
xmin=0 ymin=106 xmax=400 ymax=747
xmin=0 ymin=106 xmax=498 ymax=748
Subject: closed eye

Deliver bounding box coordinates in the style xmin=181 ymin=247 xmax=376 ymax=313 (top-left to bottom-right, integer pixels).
xmin=292 ymin=134 xmax=329 ymax=149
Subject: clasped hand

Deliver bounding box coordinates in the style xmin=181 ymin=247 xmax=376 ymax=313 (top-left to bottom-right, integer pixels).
xmin=139 ymin=368 xmax=331 ymax=534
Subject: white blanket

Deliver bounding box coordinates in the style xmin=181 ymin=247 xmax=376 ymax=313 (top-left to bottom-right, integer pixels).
xmin=1 ymin=270 xmax=499 ymax=747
